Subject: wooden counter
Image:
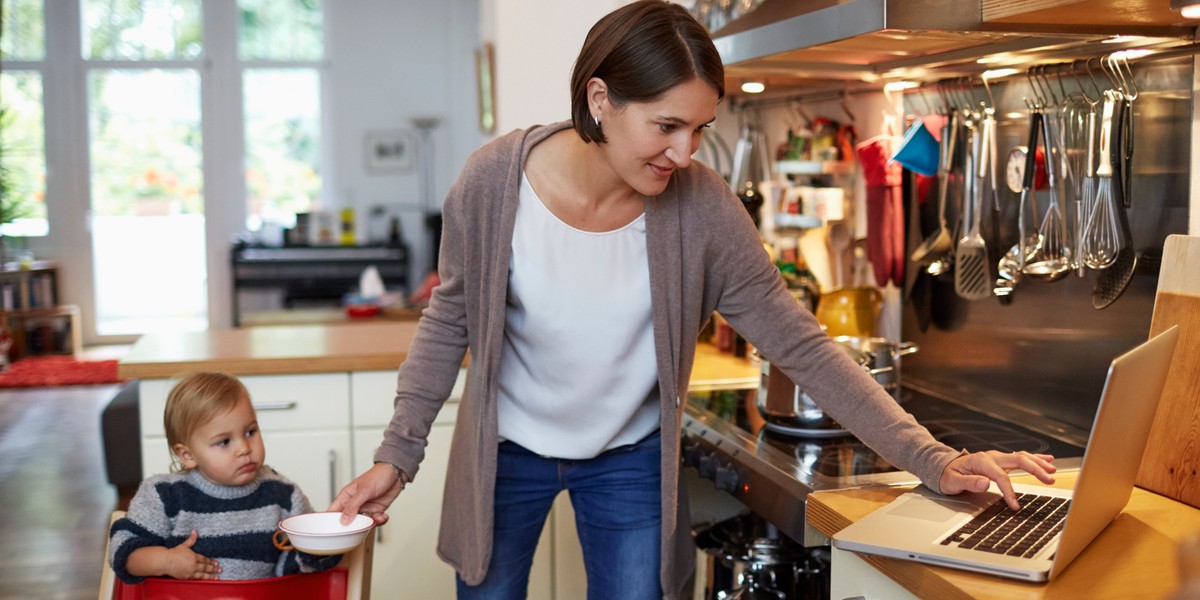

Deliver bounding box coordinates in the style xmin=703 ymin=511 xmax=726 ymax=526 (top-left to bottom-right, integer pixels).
xmin=117 ymin=323 xmax=760 ymax=389
xmin=117 ymin=322 xmax=421 ymax=379
xmin=807 ymin=472 xmax=1200 ymax=599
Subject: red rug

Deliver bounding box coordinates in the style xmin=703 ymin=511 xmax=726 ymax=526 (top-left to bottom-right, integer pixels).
xmin=0 ymin=355 xmax=123 ymax=388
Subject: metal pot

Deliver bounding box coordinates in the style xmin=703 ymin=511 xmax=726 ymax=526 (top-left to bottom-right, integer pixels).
xmin=694 ymin=514 xmax=830 ymax=600
xmin=756 ymin=338 xmax=918 ymax=431
xmin=830 ymin=336 xmax=919 ymax=401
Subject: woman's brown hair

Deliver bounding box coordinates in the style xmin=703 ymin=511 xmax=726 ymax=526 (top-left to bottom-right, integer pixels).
xmin=571 ymin=0 xmax=725 ymax=144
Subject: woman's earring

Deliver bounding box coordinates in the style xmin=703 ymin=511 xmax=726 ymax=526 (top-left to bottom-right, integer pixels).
xmin=592 ymin=114 xmax=600 ymax=128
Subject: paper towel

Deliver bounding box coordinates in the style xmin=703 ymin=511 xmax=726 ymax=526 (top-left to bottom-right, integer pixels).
xmin=359 ymin=265 xmax=386 ymax=300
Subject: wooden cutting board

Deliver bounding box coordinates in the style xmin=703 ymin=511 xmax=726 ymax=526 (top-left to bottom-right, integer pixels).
xmin=1136 ymin=234 xmax=1200 ymax=508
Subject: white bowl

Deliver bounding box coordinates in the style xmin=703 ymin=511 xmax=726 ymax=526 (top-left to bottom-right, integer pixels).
xmin=278 ymin=512 xmax=374 ymax=555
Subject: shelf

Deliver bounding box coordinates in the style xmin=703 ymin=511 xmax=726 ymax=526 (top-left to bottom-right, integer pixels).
xmin=774 ymin=160 xmax=856 ymax=176
xmin=5 ymin=303 xmax=81 ymax=360
xmin=773 ymin=214 xmax=824 ymax=231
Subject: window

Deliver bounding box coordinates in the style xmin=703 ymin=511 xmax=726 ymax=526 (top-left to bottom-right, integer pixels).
xmin=84 ymin=0 xmax=208 ymax=334
xmin=239 ymin=0 xmax=325 ymax=231
xmin=11 ymin=0 xmax=327 ymax=337
xmin=0 ymin=0 xmax=49 ymax=237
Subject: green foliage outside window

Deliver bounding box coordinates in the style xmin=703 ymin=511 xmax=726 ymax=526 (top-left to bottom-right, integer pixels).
xmin=83 ymin=0 xmax=203 ymax=60
xmin=239 ymin=0 xmax=323 ymax=61
xmin=0 ymin=75 xmax=46 ymax=230
xmin=1 ymin=0 xmax=45 ymax=60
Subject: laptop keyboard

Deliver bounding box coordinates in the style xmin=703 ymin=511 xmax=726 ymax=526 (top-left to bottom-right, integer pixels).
xmin=940 ymin=492 xmax=1071 ymax=559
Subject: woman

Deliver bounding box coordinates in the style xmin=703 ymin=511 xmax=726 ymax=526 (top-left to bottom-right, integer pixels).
xmin=329 ymin=2 xmax=1056 ymax=598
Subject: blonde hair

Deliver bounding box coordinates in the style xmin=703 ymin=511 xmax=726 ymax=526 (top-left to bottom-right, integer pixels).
xmin=164 ymin=372 xmax=250 ymax=471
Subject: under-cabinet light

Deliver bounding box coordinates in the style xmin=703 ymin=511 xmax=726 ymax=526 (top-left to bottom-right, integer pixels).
xmin=1171 ymin=0 xmax=1200 ymax=19
xmin=740 ymin=81 xmax=765 ymax=94
xmin=1110 ymin=49 xmax=1152 ymax=61
xmin=982 ymin=68 xmax=1018 ymax=80
xmin=882 ymin=80 xmax=917 ymax=92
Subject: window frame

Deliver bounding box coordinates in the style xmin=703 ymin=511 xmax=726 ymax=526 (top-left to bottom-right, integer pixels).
xmin=25 ymin=0 xmax=330 ymax=343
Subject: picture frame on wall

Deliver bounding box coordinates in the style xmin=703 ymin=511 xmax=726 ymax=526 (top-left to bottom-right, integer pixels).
xmin=364 ymin=129 xmax=417 ymax=173
xmin=476 ymin=42 xmax=496 ymax=134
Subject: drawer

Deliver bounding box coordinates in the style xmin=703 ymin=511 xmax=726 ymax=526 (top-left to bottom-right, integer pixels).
xmin=139 ymin=373 xmax=351 ymax=437
xmin=351 ymin=369 xmax=465 ymax=427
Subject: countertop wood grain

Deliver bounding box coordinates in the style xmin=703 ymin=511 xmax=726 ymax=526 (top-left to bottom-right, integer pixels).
xmin=808 ymin=472 xmax=1200 ymax=599
xmin=117 ymin=323 xmax=761 ymax=390
xmin=117 ymin=322 xmax=421 ymax=379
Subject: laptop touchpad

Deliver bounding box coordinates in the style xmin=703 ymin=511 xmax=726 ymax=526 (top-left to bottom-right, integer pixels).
xmin=886 ymin=496 xmax=970 ymax=522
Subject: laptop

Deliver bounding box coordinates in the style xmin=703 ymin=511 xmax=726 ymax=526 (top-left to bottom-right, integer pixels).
xmin=831 ymin=325 xmax=1180 ymax=582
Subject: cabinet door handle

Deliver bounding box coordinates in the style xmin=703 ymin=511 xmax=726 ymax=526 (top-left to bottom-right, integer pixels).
xmin=328 ymin=449 xmax=337 ymax=502
xmin=253 ymin=402 xmax=298 ymax=411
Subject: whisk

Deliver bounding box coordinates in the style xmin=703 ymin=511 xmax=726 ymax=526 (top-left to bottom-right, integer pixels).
xmin=1075 ymin=97 xmax=1098 ymax=276
xmin=1081 ymin=91 xmax=1122 ymax=270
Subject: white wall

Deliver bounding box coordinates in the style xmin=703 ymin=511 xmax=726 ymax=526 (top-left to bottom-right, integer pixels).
xmin=482 ymin=0 xmax=628 ymax=134
xmin=326 ymin=0 xmax=483 ymax=285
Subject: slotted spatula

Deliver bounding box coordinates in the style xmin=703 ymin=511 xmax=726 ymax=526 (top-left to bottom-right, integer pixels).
xmin=955 ymin=115 xmax=991 ymax=300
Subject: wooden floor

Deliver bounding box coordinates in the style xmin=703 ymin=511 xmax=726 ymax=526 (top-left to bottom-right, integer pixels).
xmin=0 ymin=349 xmax=129 ymax=600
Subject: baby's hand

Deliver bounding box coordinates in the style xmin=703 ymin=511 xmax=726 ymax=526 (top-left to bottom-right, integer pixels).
xmin=165 ymin=530 xmax=221 ymax=580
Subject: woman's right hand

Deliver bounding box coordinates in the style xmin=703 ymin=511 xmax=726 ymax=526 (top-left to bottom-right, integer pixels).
xmin=328 ymin=462 xmax=404 ymax=526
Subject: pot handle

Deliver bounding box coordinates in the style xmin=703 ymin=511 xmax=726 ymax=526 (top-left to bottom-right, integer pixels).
xmin=895 ymin=342 xmax=919 ymax=356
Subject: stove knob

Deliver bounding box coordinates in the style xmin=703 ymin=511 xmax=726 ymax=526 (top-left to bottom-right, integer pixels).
xmin=698 ymin=453 xmax=719 ymax=479
xmin=713 ymin=464 xmax=741 ymax=493
xmin=681 ymin=437 xmax=702 ymax=468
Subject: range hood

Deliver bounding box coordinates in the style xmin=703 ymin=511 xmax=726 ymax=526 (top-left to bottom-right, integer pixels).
xmin=712 ymin=0 xmax=1197 ymax=92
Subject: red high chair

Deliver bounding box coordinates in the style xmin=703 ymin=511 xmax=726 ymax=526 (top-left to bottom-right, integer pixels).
xmin=98 ymin=511 xmax=374 ymax=600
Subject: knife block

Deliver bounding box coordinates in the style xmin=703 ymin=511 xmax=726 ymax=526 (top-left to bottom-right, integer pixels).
xmin=1136 ymin=235 xmax=1200 ymax=508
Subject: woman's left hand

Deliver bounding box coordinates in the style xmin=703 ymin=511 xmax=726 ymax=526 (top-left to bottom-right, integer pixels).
xmin=939 ymin=451 xmax=1057 ymax=511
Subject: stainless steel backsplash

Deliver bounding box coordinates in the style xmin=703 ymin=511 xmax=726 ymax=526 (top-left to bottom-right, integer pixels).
xmin=900 ymin=57 xmax=1192 ymax=447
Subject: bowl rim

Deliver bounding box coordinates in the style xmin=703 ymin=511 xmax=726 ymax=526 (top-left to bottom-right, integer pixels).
xmin=279 ymin=512 xmax=374 ymax=537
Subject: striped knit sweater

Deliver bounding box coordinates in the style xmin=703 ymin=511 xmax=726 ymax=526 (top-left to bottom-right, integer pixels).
xmin=109 ymin=466 xmax=341 ymax=584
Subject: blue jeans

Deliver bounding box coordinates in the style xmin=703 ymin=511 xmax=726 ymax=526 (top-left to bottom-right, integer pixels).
xmin=456 ymin=429 xmax=663 ymax=600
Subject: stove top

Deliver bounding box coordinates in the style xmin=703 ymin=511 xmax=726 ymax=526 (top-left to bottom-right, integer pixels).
xmin=758 ymin=390 xmax=1083 ymax=478
xmin=682 ymin=388 xmax=1085 ymax=545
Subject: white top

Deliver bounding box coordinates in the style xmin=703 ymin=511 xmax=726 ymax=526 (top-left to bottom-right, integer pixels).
xmin=496 ymin=174 xmax=660 ymax=459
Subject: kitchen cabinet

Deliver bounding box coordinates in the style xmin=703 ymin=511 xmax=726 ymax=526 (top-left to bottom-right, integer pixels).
xmin=829 ymin=547 xmax=919 ymax=600
xmin=350 ymin=370 xmax=562 ymax=599
xmin=136 ymin=373 xmax=354 ymax=508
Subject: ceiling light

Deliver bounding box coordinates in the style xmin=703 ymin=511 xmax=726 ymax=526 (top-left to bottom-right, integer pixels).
xmin=1171 ymin=0 xmax=1200 ymax=19
xmin=740 ymin=81 xmax=765 ymax=94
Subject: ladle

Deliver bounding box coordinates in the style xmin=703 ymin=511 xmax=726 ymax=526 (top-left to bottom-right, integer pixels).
xmin=909 ymin=113 xmax=957 ymax=267
xmin=1022 ymin=109 xmax=1071 ymax=279
xmin=1016 ymin=110 xmax=1044 ymax=272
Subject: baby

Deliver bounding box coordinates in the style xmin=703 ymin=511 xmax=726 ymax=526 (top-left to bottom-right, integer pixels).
xmin=108 ymin=372 xmax=341 ymax=583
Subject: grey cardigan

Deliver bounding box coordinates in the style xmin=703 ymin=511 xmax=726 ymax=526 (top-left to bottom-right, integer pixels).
xmin=374 ymin=121 xmax=960 ymax=598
